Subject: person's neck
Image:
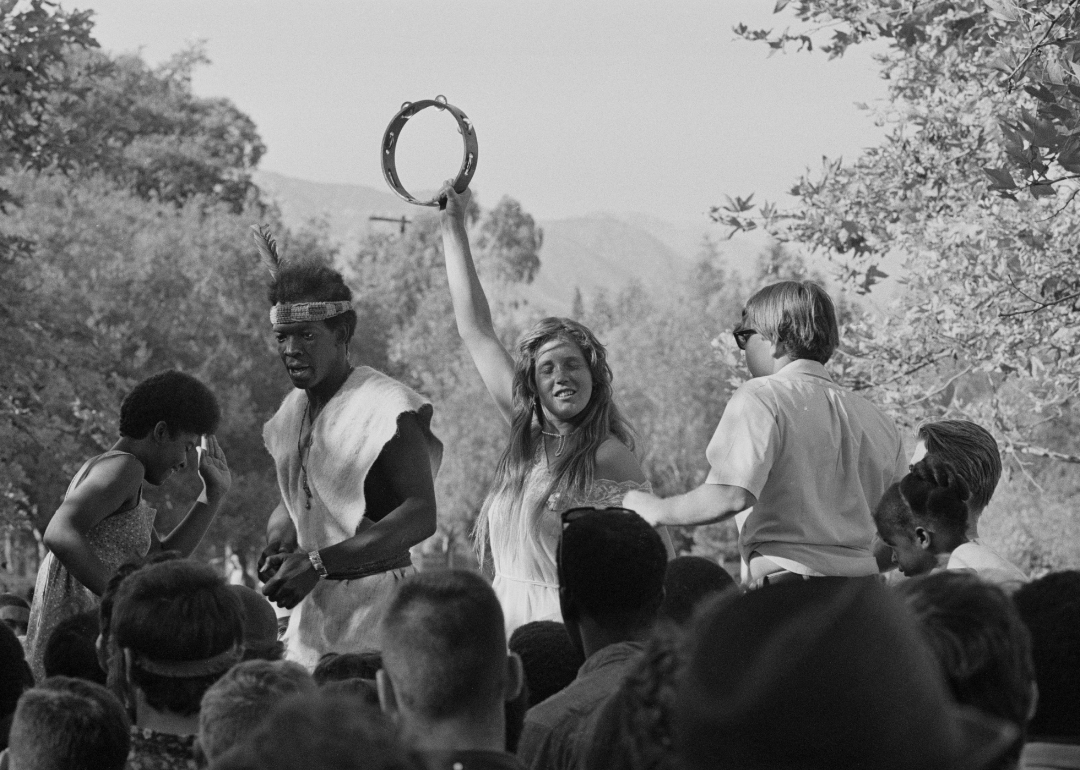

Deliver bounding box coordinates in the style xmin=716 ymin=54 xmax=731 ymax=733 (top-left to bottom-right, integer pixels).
xmin=541 ymin=413 xmax=579 ymax=437
xmin=134 ymin=692 xmax=199 ymax=736
xmin=307 ymin=361 xmax=353 ymax=412
xmin=575 ymin=615 xmax=650 ymax=660
xmin=402 ymin=709 xmax=507 ymax=754
xmin=111 ymin=436 xmax=150 ymax=469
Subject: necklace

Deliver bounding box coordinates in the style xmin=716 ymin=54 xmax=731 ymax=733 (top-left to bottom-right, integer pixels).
xmin=298 ymin=398 xmax=314 ymax=510
xmin=541 ymin=429 xmax=573 ymax=458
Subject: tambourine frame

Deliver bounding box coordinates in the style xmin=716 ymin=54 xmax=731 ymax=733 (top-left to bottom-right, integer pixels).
xmin=381 ymin=95 xmax=478 ymax=208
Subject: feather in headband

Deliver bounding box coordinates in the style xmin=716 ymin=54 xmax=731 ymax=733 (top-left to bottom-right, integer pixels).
xmin=251 ymin=224 xmax=283 ymax=279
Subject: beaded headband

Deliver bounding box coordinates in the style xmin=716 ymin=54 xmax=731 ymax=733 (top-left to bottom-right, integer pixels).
xmin=133 ymin=644 xmax=242 ymax=679
xmin=270 ymin=301 xmax=352 ymax=326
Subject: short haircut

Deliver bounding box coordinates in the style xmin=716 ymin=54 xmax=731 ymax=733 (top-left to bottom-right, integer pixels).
xmin=44 ymin=610 xmax=106 ymax=685
xmin=0 ymin=620 xmax=33 ymax=717
xmin=917 ymin=420 xmax=1001 ymax=513
xmin=558 ymin=509 xmax=667 ymax=625
xmin=740 ymin=280 xmax=839 ymax=364
xmin=268 ymin=259 xmax=358 ymax=344
xmin=660 ymin=556 xmax=736 ymax=626
xmin=210 ymin=691 xmax=420 ymax=770
xmin=1012 ymin=570 xmax=1080 ymax=739
xmin=898 ymin=572 xmax=1035 ymax=732
xmin=8 ymin=676 xmax=130 ymax=770
xmin=229 ymin=585 xmax=284 ymax=662
xmin=508 ymin=621 xmax=584 ymax=707
xmin=112 ymin=560 xmax=243 ymax=716
xmin=198 ymin=659 xmax=315 ymax=763
xmin=119 ymin=370 xmax=220 ymax=439
xmin=380 ymin=570 xmax=506 ymax=721
xmin=313 ymin=652 xmax=383 ymax=684
xmin=873 ymin=456 xmax=970 ymax=541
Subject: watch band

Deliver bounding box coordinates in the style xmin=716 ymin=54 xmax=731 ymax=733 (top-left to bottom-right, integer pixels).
xmin=381 ymin=95 xmax=478 ymax=208
xmin=308 ymin=549 xmax=329 ymax=579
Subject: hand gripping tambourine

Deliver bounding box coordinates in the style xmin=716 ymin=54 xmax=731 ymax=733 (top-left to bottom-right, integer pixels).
xmin=381 ymin=95 xmax=478 ymax=207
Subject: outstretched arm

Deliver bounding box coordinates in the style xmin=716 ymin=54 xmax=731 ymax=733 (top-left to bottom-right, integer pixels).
xmin=262 ymin=412 xmax=437 ymax=609
xmin=439 ymin=183 xmax=516 ymax=424
xmin=154 ymin=436 xmax=232 ymax=557
xmin=623 ymin=483 xmax=756 ymax=528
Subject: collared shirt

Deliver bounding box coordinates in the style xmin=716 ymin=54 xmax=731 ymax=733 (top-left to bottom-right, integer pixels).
xmin=706 ymin=359 xmax=906 ymax=577
xmin=1022 ymin=740 xmax=1080 ymax=770
xmin=947 ymin=542 xmax=1028 ymax=585
xmin=516 ymin=641 xmax=644 ymax=770
xmin=424 ymin=749 xmax=528 ymax=770
xmin=126 ymin=727 xmax=199 ymax=770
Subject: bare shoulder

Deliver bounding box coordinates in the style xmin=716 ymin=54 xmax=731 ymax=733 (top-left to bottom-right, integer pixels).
xmin=594 ymin=438 xmax=647 ymax=485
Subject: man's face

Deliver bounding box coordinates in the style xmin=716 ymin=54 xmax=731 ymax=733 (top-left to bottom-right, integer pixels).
xmin=275 ymin=321 xmax=343 ymax=390
xmin=145 ymin=428 xmax=199 ymax=486
xmin=879 ymin=528 xmax=937 ymax=577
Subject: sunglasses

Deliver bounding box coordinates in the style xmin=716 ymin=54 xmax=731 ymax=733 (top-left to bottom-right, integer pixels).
xmin=557 ymin=506 xmax=638 ymax=579
xmin=733 ymin=328 xmax=757 ymax=350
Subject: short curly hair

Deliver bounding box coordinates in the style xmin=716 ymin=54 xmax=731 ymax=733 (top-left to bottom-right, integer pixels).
xmin=119 ymin=371 xmax=220 ymax=439
xmin=268 ymin=260 xmax=358 ymax=344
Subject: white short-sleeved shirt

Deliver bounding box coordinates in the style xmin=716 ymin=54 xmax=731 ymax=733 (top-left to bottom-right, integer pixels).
xmin=706 ymin=359 xmax=907 ymax=577
xmin=946 ymin=542 xmax=1028 ymax=585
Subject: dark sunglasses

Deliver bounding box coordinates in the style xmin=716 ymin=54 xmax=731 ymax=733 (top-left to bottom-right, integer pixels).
xmin=557 ymin=506 xmax=638 ymax=577
xmin=733 ymin=328 xmax=757 ymax=350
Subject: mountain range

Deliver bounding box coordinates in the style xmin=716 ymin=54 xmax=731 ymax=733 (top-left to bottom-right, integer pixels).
xmin=254 ymin=170 xmax=763 ymax=314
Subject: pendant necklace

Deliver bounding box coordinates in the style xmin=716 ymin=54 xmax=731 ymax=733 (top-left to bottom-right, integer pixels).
xmin=541 ymin=429 xmax=572 ymax=458
xmin=298 ymin=398 xmax=314 ymax=509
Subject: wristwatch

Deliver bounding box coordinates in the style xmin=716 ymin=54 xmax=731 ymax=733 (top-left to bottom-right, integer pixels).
xmin=308 ymin=549 xmax=329 ymax=579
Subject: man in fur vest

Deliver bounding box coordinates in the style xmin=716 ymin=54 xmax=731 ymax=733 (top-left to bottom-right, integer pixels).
xmin=253 ymin=227 xmax=442 ymax=668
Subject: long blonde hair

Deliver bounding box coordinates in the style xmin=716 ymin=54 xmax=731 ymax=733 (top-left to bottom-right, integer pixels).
xmin=473 ymin=317 xmax=635 ymax=564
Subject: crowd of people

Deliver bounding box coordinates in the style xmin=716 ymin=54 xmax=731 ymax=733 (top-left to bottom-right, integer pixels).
xmin=0 ymin=182 xmax=1076 ymax=768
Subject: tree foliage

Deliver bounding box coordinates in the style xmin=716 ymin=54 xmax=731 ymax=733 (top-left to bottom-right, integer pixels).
xmin=722 ymin=0 xmax=1080 ymax=472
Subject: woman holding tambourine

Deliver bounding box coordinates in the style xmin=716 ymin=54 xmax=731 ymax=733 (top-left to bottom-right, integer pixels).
xmin=439 ymin=183 xmax=657 ymax=636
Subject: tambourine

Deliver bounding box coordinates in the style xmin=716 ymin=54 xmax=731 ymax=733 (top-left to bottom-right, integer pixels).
xmin=381 ymin=95 xmax=478 ymax=208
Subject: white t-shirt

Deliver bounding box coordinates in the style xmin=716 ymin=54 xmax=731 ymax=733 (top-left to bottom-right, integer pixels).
xmin=947 ymin=542 xmax=1028 ymax=585
xmin=706 ymin=359 xmax=907 ymax=576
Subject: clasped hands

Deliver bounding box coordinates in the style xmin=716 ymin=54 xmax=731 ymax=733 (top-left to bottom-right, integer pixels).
xmin=258 ymin=542 xmax=319 ymax=610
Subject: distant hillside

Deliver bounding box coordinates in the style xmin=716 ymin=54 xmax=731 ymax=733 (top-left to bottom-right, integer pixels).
xmin=253 ymin=170 xmax=757 ymax=314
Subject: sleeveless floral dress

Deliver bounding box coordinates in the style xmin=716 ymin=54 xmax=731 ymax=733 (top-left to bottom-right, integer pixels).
xmin=487 ymin=447 xmax=650 ymax=636
xmin=26 ymin=450 xmax=156 ymax=681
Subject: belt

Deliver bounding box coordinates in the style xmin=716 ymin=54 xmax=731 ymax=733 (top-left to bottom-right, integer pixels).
xmin=326 ymin=552 xmax=412 ymax=581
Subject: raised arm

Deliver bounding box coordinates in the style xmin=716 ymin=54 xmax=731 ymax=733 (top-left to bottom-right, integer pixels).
xmin=154 ymin=435 xmax=231 ymax=557
xmin=439 ymin=183 xmax=516 ymax=424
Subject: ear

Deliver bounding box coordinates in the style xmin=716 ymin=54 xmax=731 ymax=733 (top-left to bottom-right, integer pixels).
xmin=152 ymin=421 xmax=170 ymax=443
xmin=375 ymin=669 xmax=398 ymax=717
xmin=505 ymin=652 xmax=524 ymax=702
xmin=914 ymin=526 xmax=934 ymax=550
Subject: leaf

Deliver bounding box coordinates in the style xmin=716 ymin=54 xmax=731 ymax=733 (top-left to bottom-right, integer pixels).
xmin=984 ymin=0 xmax=1018 ymax=22
xmin=983 ymin=167 xmax=1018 ymax=189
xmin=773 ymin=0 xmax=790 ymax=12
xmin=1029 ymin=183 xmax=1056 ymax=197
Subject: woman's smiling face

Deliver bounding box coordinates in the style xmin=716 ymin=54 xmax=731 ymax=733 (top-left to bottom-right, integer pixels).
xmin=534 ymin=338 xmax=593 ymax=427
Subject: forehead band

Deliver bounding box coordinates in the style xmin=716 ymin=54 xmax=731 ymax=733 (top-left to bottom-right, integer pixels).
xmin=270 ymin=301 xmax=352 ymax=326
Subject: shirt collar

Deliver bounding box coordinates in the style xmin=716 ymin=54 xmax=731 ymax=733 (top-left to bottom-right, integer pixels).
xmin=578 ymin=640 xmax=645 ymax=678
xmin=776 ymin=358 xmax=833 ymax=382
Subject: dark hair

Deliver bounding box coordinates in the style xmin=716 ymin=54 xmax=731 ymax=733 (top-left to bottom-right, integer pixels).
xmin=112 ymin=560 xmax=243 ymax=716
xmin=268 ymin=260 xmax=358 ymax=344
xmin=229 ymin=585 xmax=284 ymax=662
xmin=741 ymin=280 xmax=839 ymax=364
xmin=660 ymin=556 xmax=736 ymax=626
xmin=585 ymin=623 xmax=686 ymax=770
xmin=475 ymin=317 xmax=637 ymax=566
xmin=917 ymin=420 xmax=1002 ymax=513
xmin=0 ymin=621 xmax=33 ymax=718
xmin=313 ymin=652 xmax=382 ymax=684
xmin=119 ymin=370 xmax=220 ymax=439
xmin=211 ymin=691 xmax=421 ymax=770
xmin=559 ymin=509 xmax=667 ymax=626
xmin=380 ymin=570 xmax=506 ymax=720
xmin=8 ymin=677 xmax=131 ymax=770
xmin=898 ymin=572 xmax=1035 ymax=746
xmin=873 ymin=456 xmax=970 ymax=541
xmin=44 ymin=610 xmax=105 ymax=685
xmin=318 ymin=677 xmax=381 ymax=707
xmin=198 ymin=660 xmax=315 ymax=763
xmin=508 ymin=621 xmax=584 ymax=707
xmin=1012 ymin=570 xmax=1080 ymax=739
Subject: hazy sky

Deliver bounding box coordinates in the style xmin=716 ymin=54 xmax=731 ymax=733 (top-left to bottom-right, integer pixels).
xmin=81 ymin=1 xmax=889 ymax=223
